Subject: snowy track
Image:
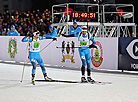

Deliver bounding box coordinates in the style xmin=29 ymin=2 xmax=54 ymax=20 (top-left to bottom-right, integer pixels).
xmin=0 ymin=63 xmax=138 ymax=102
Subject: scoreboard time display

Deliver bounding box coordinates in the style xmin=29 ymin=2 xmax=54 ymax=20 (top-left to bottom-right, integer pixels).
xmin=72 ymin=12 xmax=96 ymax=19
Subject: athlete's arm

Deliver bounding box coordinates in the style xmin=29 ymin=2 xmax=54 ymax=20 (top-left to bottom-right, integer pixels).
xmin=89 ymin=35 xmax=97 ymax=48
xmin=22 ymin=36 xmax=32 ymax=42
xmin=61 ymin=34 xmax=74 ymax=37
xmin=90 ymin=35 xmax=96 ymax=45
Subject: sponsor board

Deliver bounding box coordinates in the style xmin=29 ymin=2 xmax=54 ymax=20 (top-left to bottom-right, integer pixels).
xmin=91 ymin=38 xmax=118 ymax=70
xmin=8 ymin=38 xmax=17 ymax=58
xmin=119 ymin=37 xmax=138 ymax=71
xmin=91 ymin=40 xmax=103 ymax=67
xmin=0 ymin=37 xmax=118 ymax=70
xmin=61 ymin=41 xmax=75 ymax=63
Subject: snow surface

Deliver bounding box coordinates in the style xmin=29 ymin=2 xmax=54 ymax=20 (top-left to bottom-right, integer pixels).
xmin=0 ymin=63 xmax=138 ymax=102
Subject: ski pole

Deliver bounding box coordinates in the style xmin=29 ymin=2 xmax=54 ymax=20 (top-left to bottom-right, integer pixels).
xmin=56 ymin=46 xmax=83 ymax=48
xmin=56 ymin=46 xmax=97 ymax=49
xmin=20 ymin=38 xmax=29 ymax=83
xmin=40 ymin=40 xmax=54 ymax=52
xmin=20 ymin=63 xmax=26 ymax=83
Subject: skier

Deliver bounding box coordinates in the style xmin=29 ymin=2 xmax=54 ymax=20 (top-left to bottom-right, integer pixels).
xmin=78 ymin=26 xmax=97 ymax=83
xmin=68 ymin=20 xmax=82 ymax=37
xmin=22 ymin=31 xmax=57 ymax=83
xmin=62 ymin=26 xmax=97 ymax=83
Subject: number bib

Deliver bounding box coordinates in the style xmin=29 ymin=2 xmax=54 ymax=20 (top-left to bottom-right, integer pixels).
xmin=34 ymin=42 xmax=40 ymax=48
xmin=79 ymin=33 xmax=90 ymax=48
xmin=29 ymin=39 xmax=40 ymax=52
xmin=80 ymin=41 xmax=88 ymax=46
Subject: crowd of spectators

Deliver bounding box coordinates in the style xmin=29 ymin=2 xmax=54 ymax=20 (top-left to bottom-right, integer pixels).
xmin=0 ymin=9 xmax=60 ymax=36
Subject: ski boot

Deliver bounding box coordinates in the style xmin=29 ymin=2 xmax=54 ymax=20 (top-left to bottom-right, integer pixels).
xmin=44 ymin=73 xmax=52 ymax=81
xmin=81 ymin=76 xmax=87 ymax=83
xmin=32 ymin=74 xmax=35 ymax=85
xmin=87 ymin=76 xmax=95 ymax=83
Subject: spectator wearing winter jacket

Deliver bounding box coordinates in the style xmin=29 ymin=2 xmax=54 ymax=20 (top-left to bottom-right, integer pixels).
xmin=44 ymin=25 xmax=58 ymax=38
xmin=68 ymin=21 xmax=81 ymax=37
xmin=7 ymin=25 xmax=20 ymax=36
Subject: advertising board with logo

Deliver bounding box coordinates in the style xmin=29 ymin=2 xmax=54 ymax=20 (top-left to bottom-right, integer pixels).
xmin=91 ymin=38 xmax=118 ymax=70
xmin=91 ymin=40 xmax=103 ymax=67
xmin=46 ymin=37 xmax=81 ymax=68
xmin=8 ymin=38 xmax=17 ymax=58
xmin=119 ymin=38 xmax=138 ymax=71
xmin=0 ymin=37 xmax=118 ymax=70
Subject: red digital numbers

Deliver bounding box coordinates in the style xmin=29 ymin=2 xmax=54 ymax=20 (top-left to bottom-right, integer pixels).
xmin=90 ymin=13 xmax=96 ymax=18
xmin=72 ymin=12 xmax=78 ymax=18
xmin=72 ymin=12 xmax=96 ymax=19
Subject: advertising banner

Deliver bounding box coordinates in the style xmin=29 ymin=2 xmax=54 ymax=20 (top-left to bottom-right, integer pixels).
xmin=0 ymin=36 xmax=118 ymax=70
xmin=91 ymin=38 xmax=118 ymax=70
xmin=119 ymin=37 xmax=138 ymax=71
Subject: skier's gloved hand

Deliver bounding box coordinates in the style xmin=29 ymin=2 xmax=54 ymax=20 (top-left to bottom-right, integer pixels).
xmin=27 ymin=31 xmax=33 ymax=37
xmin=89 ymin=44 xmax=97 ymax=49
xmin=53 ymin=37 xmax=57 ymax=41
xmin=76 ymin=32 xmax=79 ymax=35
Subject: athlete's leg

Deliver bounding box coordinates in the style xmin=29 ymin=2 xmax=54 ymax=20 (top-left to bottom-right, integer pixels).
xmin=29 ymin=52 xmax=37 ymax=81
xmin=79 ymin=48 xmax=86 ymax=75
xmin=85 ymin=49 xmax=91 ymax=76
xmin=29 ymin=52 xmax=37 ymax=75
xmin=79 ymin=48 xmax=87 ymax=82
xmin=36 ymin=53 xmax=51 ymax=80
xmin=36 ymin=53 xmax=46 ymax=75
xmin=85 ymin=49 xmax=95 ymax=82
xmin=31 ymin=61 xmax=37 ymax=75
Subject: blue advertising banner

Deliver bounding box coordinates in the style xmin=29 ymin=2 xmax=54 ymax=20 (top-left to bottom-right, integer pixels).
xmin=119 ymin=37 xmax=138 ymax=71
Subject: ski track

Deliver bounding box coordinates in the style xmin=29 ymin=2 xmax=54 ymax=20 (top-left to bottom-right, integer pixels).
xmin=0 ymin=63 xmax=138 ymax=102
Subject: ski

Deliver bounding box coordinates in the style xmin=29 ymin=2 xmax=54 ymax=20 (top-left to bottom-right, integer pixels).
xmin=90 ymin=81 xmax=112 ymax=85
xmin=35 ymin=79 xmax=80 ymax=83
xmin=35 ymin=79 xmax=112 ymax=85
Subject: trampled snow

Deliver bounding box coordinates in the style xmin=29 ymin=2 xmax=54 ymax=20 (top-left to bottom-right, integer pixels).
xmin=0 ymin=63 xmax=138 ymax=102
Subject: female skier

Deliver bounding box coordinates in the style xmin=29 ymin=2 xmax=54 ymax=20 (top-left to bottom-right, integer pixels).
xmin=22 ymin=31 xmax=56 ymax=83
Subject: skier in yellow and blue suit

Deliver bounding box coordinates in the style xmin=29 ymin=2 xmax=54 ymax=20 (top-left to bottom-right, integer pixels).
xmin=78 ymin=26 xmax=97 ymax=83
xmin=22 ymin=31 xmax=57 ymax=82
xmin=62 ymin=25 xmax=97 ymax=83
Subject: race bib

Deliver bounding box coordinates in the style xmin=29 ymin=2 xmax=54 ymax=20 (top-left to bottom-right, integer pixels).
xmin=34 ymin=42 xmax=40 ymax=48
xmin=80 ymin=41 xmax=87 ymax=46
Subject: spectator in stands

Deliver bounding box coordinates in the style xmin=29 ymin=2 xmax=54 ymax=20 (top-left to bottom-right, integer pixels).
xmin=0 ymin=16 xmax=2 ymax=28
xmin=7 ymin=25 xmax=20 ymax=36
xmin=44 ymin=25 xmax=58 ymax=38
xmin=0 ymin=28 xmax=2 ymax=35
xmin=0 ymin=9 xmax=60 ymax=36
xmin=2 ymin=28 xmax=7 ymax=36
xmin=68 ymin=21 xmax=82 ymax=36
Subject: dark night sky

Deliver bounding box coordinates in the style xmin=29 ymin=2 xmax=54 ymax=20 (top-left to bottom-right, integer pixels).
xmin=116 ymin=0 xmax=138 ymax=26
xmin=32 ymin=0 xmax=138 ymax=31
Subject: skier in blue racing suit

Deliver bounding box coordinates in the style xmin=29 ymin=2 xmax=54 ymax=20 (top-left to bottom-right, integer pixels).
xmin=62 ymin=25 xmax=97 ymax=83
xmin=78 ymin=26 xmax=97 ymax=83
xmin=22 ymin=31 xmax=57 ymax=82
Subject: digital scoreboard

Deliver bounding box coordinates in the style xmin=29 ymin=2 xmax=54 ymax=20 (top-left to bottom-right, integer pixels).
xmin=72 ymin=12 xmax=96 ymax=19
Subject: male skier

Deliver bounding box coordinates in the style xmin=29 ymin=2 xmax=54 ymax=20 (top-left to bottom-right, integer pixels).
xmin=62 ymin=25 xmax=97 ymax=83
xmin=78 ymin=26 xmax=97 ymax=83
